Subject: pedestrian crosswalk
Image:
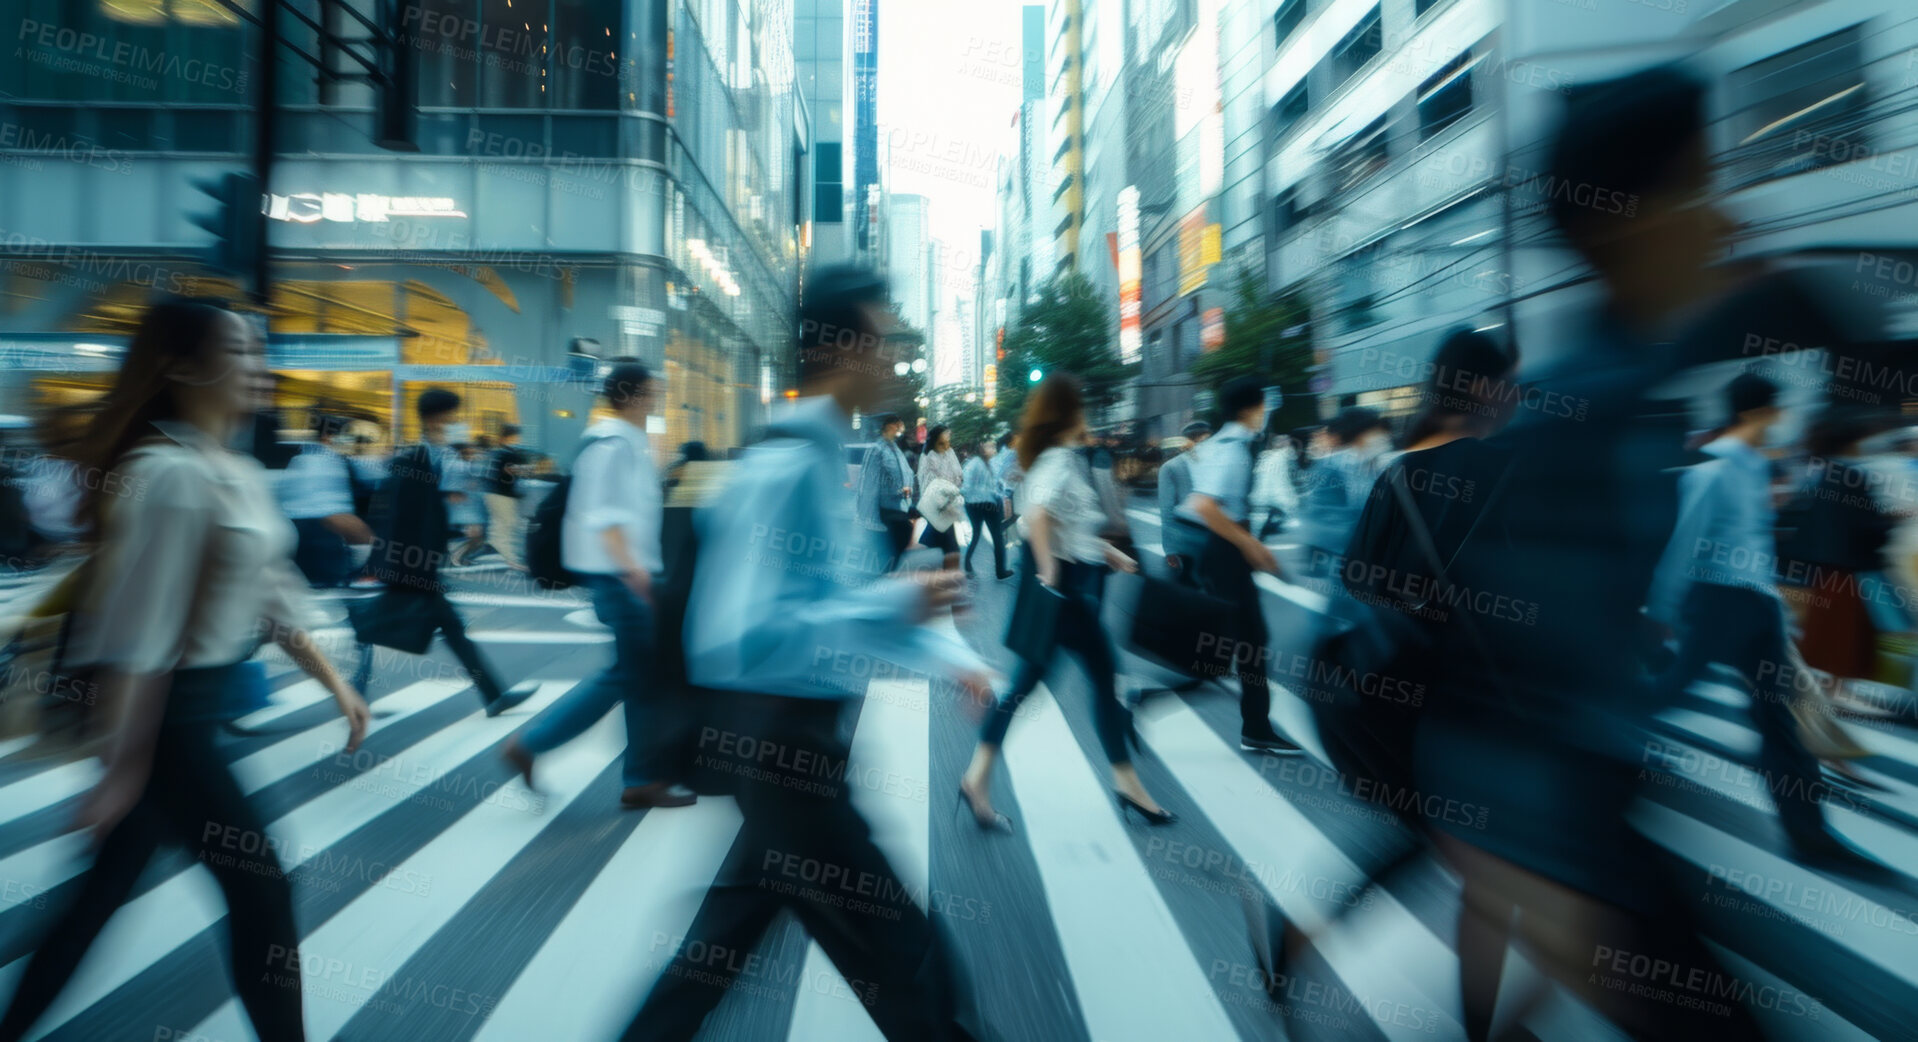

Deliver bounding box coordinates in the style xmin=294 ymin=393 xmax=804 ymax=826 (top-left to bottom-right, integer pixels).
xmin=1 ymin=552 xmax=1915 ymax=1040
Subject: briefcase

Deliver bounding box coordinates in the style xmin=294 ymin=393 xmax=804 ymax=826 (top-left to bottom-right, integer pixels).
xmin=1121 ymin=572 xmax=1239 ymax=681
xmin=346 ymin=589 xmax=439 ymax=655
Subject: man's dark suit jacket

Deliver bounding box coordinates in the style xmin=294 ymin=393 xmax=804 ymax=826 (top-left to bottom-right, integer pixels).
xmin=368 ymin=442 xmax=451 ymax=594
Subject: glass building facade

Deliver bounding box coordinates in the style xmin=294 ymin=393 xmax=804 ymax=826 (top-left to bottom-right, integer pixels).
xmin=0 ymin=0 xmax=801 ymax=459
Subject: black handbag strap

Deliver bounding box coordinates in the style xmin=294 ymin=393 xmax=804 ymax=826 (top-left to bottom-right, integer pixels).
xmin=1382 ymin=462 xmax=1517 ymax=705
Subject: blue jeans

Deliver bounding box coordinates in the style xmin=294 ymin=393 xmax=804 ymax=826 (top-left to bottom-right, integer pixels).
xmin=521 ymin=574 xmax=663 ymax=787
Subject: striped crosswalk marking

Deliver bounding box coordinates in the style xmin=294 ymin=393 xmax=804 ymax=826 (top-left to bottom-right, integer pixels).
xmin=0 ymin=574 xmax=1914 ymax=1041
xmin=1000 ymin=683 xmax=1240 ymax=1041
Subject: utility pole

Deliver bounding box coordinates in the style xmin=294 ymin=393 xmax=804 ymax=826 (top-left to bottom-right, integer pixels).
xmin=250 ymin=0 xmax=279 ymax=305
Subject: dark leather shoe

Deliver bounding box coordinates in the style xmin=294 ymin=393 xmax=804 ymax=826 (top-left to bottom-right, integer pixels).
xmin=484 ymin=682 xmax=539 ymax=717
xmin=1240 ymin=731 xmax=1304 ymax=755
xmin=621 ymin=782 xmax=698 ymax=809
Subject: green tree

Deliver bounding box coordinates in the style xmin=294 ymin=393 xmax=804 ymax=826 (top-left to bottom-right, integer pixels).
xmin=1189 ymin=272 xmax=1317 ymax=432
xmin=993 ymin=272 xmax=1137 ymax=429
xmin=928 ymin=385 xmax=996 ymax=453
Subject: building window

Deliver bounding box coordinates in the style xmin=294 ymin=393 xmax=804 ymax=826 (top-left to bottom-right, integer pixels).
xmin=1417 ymin=52 xmax=1477 ymax=140
xmin=1330 ymin=7 xmax=1383 ymax=89
xmin=1328 ymin=115 xmax=1391 ymax=193
xmin=1273 ymin=0 xmax=1306 ymax=50
xmin=1268 ymin=185 xmax=1312 ymax=238
xmin=1270 ymin=82 xmax=1309 ymax=142
xmin=1337 ymin=244 xmax=1383 ymax=332
xmin=1415 ymin=0 xmax=1442 ymax=17
xmin=3 ymin=0 xmax=247 ymax=106
xmin=815 ymin=183 xmax=845 ymax=222
xmin=1725 ymin=26 xmax=1867 ymax=188
xmin=551 ymin=0 xmax=621 ymax=110
xmin=414 ymin=0 xmax=477 ymax=107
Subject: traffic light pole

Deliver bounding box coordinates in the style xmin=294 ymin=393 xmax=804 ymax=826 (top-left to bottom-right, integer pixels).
xmin=249 ymin=0 xmax=278 ymax=305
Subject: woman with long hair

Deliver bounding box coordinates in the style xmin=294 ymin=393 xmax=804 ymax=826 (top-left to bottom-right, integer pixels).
xmin=916 ymin=425 xmax=964 ymax=564
xmin=0 ymin=299 xmax=370 ymax=1042
xmin=957 ymin=375 xmax=1172 ymax=829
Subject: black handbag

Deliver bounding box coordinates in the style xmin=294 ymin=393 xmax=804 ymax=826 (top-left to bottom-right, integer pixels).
xmin=346 ymin=589 xmax=439 ymax=655
xmin=1004 ymin=564 xmax=1069 ymax=666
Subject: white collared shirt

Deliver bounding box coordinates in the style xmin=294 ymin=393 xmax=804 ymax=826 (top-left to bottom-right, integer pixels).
xmin=70 ymin=422 xmax=309 ymax=673
xmin=276 ymin=442 xmax=355 ymax=519
xmin=562 ymin=416 xmax=663 ymax=575
xmin=1177 ymin=421 xmax=1258 ymax=525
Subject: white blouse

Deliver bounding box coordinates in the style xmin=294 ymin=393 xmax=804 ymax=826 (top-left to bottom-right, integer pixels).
xmin=70 ymin=423 xmax=310 ymax=674
xmin=1016 ymin=446 xmax=1109 ymax=564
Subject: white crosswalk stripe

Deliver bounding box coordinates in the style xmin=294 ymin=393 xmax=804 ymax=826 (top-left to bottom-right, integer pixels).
xmin=0 ymin=587 xmax=1914 ymax=1042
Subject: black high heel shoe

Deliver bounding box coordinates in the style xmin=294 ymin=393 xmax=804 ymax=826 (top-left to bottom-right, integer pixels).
xmin=955 ymin=785 xmax=1014 ymax=833
xmin=1115 ymin=791 xmax=1176 ymax=826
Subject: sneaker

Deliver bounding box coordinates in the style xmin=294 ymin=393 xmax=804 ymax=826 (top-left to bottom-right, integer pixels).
xmin=1240 ymin=731 xmax=1304 ymax=755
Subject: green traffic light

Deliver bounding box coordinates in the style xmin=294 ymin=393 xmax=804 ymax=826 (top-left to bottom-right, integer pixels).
xmin=1028 ymin=368 xmax=1043 ymax=383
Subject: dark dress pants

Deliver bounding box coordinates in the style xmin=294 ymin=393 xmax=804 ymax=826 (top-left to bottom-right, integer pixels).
xmin=979 ymin=558 xmax=1131 ymax=764
xmin=0 ymin=664 xmax=305 ymax=1042
xmin=1193 ymin=529 xmax=1274 ymax=738
xmin=626 ymin=693 xmax=980 ymax=1042
xmin=352 ymin=588 xmax=510 ymax=706
xmin=1659 ymin=582 xmax=1826 ymax=840
xmin=963 ymin=502 xmax=1007 ymax=575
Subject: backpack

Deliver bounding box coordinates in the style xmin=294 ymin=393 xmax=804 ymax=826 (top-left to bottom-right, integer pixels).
xmin=523 ymin=474 xmax=579 ymax=590
xmin=523 ymin=435 xmax=614 ymax=590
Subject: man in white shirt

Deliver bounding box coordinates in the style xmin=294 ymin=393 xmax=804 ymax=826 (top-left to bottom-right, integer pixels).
xmin=279 ymin=415 xmax=373 ymax=587
xmin=1180 ymin=376 xmax=1302 ymax=755
xmin=502 ymin=361 xmax=695 ymax=810
xmin=1158 ymin=421 xmax=1211 ymax=584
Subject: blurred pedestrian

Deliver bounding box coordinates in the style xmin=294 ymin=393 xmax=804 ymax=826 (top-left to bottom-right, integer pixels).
xmin=626 ymin=266 xmax=992 ymax=1041
xmin=1295 ymin=407 xmax=1391 ymax=579
xmin=917 ymin=424 xmax=964 ymax=566
xmin=1177 ymin=376 xmax=1302 ymax=755
xmin=0 ymin=298 xmax=369 ymax=1042
xmin=1651 ymin=374 xmax=1871 ymax=866
xmin=357 ymin=388 xmax=535 ymax=715
xmin=663 ymin=439 xmax=709 ymax=493
xmin=278 ymin=414 xmax=374 ymax=587
xmin=446 ymin=440 xmax=489 ymax=567
xmin=1157 ymin=421 xmax=1212 ymax=585
xmin=962 ymin=437 xmax=1014 ymax=578
xmin=855 ymin=413 xmax=914 ymax=568
xmin=503 ymin=362 xmax=695 ymax=810
xmin=959 ymin=374 xmax=1170 ymax=829
xmin=993 ymin=430 xmax=1023 ymax=534
xmin=483 ymin=423 xmax=530 ymax=572
xmin=1778 ymin=406 xmax=1905 ymax=708
xmin=1408 ymin=67 xmax=1765 ymax=1041
xmin=1249 ymin=426 xmax=1299 ymax=541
